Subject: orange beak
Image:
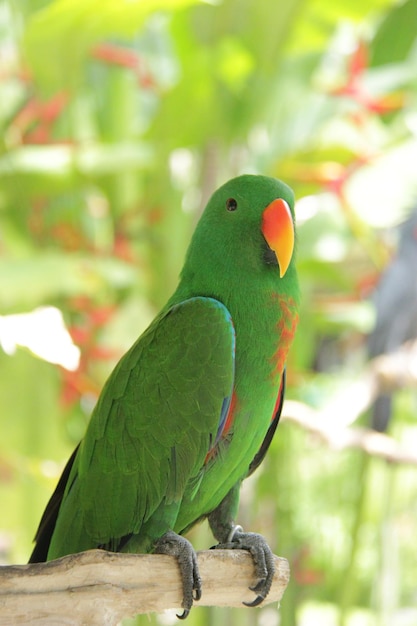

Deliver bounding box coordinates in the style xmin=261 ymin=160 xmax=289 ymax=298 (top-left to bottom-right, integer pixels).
xmin=261 ymin=198 xmax=295 ymax=278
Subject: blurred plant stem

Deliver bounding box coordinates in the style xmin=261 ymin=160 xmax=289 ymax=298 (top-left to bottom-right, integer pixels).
xmin=338 ymin=452 xmax=369 ymax=626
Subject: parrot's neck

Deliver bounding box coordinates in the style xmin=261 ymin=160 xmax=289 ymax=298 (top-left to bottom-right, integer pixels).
xmin=231 ymin=282 xmax=299 ymax=391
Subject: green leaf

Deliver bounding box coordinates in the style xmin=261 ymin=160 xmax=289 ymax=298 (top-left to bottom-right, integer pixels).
xmin=0 ymin=142 xmax=152 ymax=180
xmin=0 ymin=253 xmax=138 ymax=310
xmin=214 ymin=37 xmax=255 ymax=93
xmin=371 ymin=0 xmax=417 ymax=66
xmin=23 ymin=0 xmax=202 ymax=91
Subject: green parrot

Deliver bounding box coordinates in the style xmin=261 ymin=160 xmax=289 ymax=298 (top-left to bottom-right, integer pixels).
xmin=29 ymin=174 xmax=299 ymax=617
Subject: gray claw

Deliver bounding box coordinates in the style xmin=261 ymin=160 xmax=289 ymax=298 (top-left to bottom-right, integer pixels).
xmin=243 ymin=594 xmax=265 ymax=607
xmin=194 ymin=587 xmax=202 ymax=601
xmin=213 ymin=527 xmax=275 ymax=606
xmin=154 ymin=530 xmax=202 ymax=618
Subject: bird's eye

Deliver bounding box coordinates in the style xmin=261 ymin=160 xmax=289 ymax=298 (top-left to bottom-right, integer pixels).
xmin=226 ymin=198 xmax=238 ymax=211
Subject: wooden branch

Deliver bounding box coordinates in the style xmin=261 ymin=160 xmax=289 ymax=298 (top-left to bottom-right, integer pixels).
xmin=0 ymin=549 xmax=289 ymax=625
xmin=297 ymin=340 xmax=417 ymax=432
xmin=283 ymin=400 xmax=417 ymax=466
xmin=279 ymin=339 xmax=417 ymax=466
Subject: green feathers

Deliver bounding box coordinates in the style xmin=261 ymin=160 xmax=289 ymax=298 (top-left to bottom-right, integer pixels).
xmin=30 ymin=174 xmax=299 ymax=564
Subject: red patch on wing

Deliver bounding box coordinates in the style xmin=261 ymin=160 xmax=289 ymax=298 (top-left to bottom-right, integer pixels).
xmin=221 ymin=391 xmax=238 ymax=438
xmin=204 ymin=391 xmax=238 ymax=464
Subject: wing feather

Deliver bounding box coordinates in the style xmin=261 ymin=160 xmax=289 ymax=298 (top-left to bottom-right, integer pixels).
xmin=48 ymin=297 xmax=235 ymax=553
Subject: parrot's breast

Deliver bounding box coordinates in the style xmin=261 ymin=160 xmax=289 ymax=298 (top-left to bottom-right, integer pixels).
xmin=176 ymin=290 xmax=299 ymax=531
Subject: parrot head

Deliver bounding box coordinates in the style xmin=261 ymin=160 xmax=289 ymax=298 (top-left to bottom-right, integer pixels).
xmin=180 ymin=174 xmax=297 ymax=290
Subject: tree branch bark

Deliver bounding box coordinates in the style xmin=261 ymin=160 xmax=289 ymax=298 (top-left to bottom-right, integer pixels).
xmin=283 ymin=400 xmax=417 ymax=466
xmin=280 ymin=339 xmax=417 ymax=466
xmin=0 ymin=549 xmax=289 ymax=626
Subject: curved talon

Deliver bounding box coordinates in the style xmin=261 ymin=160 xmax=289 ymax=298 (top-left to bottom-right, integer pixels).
xmin=176 ymin=610 xmax=189 ymax=620
xmin=243 ymin=594 xmax=265 ymax=608
xmin=193 ymin=587 xmax=202 ymax=601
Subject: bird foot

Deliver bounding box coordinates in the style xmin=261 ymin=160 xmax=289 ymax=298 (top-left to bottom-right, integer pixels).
xmin=212 ymin=525 xmax=275 ymax=607
xmin=154 ymin=530 xmax=202 ymax=619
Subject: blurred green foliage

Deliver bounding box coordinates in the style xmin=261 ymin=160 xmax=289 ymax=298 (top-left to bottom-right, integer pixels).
xmin=1 ymin=1 xmax=417 ymax=625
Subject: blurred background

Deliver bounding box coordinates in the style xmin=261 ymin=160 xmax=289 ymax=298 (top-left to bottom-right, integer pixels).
xmin=1 ymin=0 xmax=417 ymax=625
